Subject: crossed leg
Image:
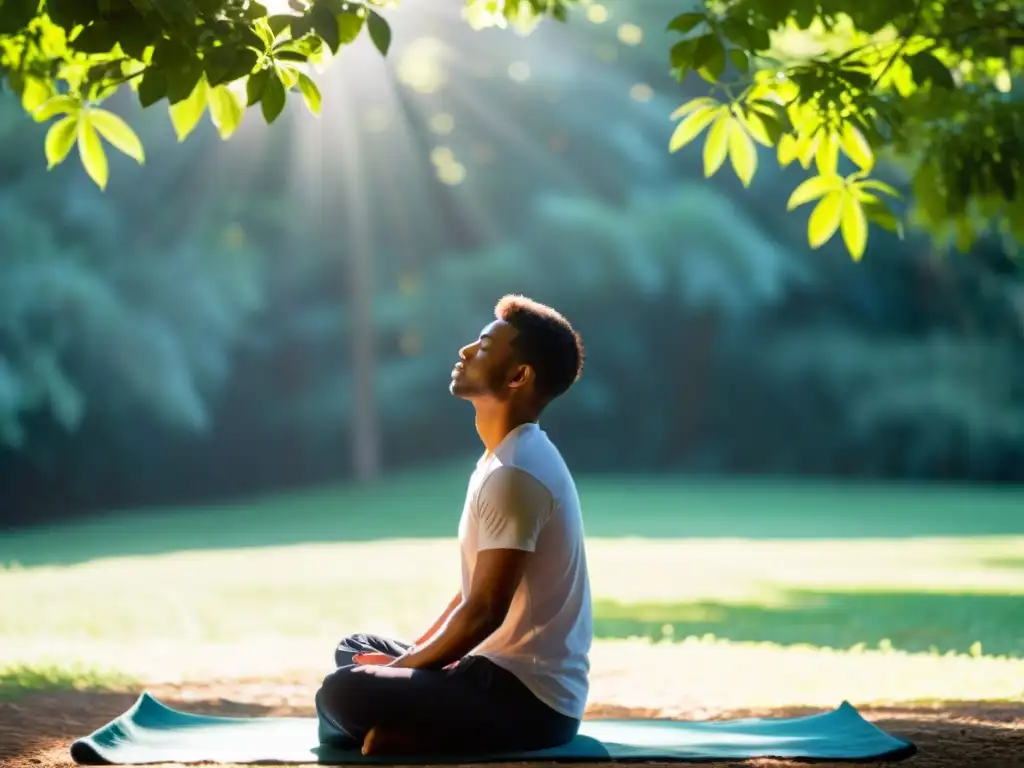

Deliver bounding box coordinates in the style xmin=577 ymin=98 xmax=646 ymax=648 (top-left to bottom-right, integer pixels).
xmin=317 ymin=633 xmax=579 ymax=755
xmin=333 ymin=632 xmax=411 ymax=668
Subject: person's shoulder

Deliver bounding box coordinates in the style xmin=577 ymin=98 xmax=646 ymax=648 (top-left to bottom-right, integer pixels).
xmin=479 ymin=463 xmax=553 ymax=499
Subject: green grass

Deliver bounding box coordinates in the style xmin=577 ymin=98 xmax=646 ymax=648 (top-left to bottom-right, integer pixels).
xmin=0 ymin=661 xmax=135 ymax=700
xmin=1 ymin=465 xmax=1023 ymax=706
xmin=2 ymin=461 xmax=1023 ymax=567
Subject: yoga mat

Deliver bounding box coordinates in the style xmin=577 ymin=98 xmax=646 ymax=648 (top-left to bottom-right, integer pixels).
xmin=70 ymin=691 xmax=916 ymax=765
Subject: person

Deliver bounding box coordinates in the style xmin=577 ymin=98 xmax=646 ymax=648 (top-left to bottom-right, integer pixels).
xmin=315 ymin=294 xmax=593 ymax=756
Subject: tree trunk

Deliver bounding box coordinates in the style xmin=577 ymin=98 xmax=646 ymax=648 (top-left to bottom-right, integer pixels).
xmin=349 ymin=228 xmax=380 ymax=482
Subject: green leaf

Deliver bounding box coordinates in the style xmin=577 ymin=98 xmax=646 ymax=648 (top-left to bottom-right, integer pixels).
xmin=727 ymin=48 xmax=749 ymax=73
xmin=274 ymin=49 xmax=309 ymax=62
xmin=45 ymin=115 xmax=78 ymax=169
xmin=742 ymin=101 xmax=789 ymax=147
xmin=720 ymin=17 xmax=754 ymax=49
xmin=669 ymin=105 xmax=720 ymax=152
xmin=840 ymin=193 xmax=868 ymax=260
xmin=77 ymin=112 xmax=109 ymax=190
xmin=138 ymin=69 xmax=168 ymax=108
xmin=670 ymin=38 xmax=699 ymax=71
xmin=311 ymin=4 xmax=340 ymax=52
xmin=168 ymin=76 xmax=209 ymax=142
xmin=297 ymin=72 xmax=321 ymax=116
xmin=669 ymin=97 xmax=719 ymax=120
xmin=905 ymin=51 xmax=955 ymax=90
xmin=787 ymin=174 xmax=842 ymax=210
xmin=34 ymin=95 xmax=79 ymax=122
xmin=70 ymin=21 xmax=117 ymax=54
xmin=152 ymin=39 xmax=192 ymax=71
xmin=0 ymin=0 xmax=37 ymax=34
xmin=693 ymin=34 xmax=726 ymax=83
xmin=808 ymin=191 xmax=843 ymax=249
xmin=291 ymin=12 xmax=314 ymax=39
xmin=728 ymin=122 xmax=757 ymax=187
xmin=246 ymin=0 xmax=270 ymax=17
xmin=838 ymin=66 xmax=873 ymax=92
xmin=859 ymin=178 xmax=901 ymax=198
xmin=840 ymin=122 xmax=873 ymax=171
xmin=166 ymin=62 xmax=204 ymax=105
xmin=861 ymin=195 xmax=904 ymax=239
xmin=753 ymin=100 xmax=790 ymax=134
xmin=21 ymin=78 xmax=54 ymax=113
xmin=815 ymin=131 xmax=839 ymax=176
xmin=798 ymin=132 xmax=821 ymax=169
xmin=744 ymin=24 xmax=770 ymax=51
xmin=366 ymin=10 xmax=392 ymax=56
xmin=208 ymin=85 xmax=244 ymax=139
xmin=247 ymin=68 xmax=270 ymax=106
xmin=268 ymin=14 xmax=298 ymax=36
xmin=703 ymin=113 xmax=731 ymax=177
xmin=113 ymin=11 xmax=153 ymax=60
xmin=261 ymin=72 xmax=287 ymax=123
xmin=44 ymin=0 xmax=92 ymax=28
xmin=205 ymin=46 xmax=248 ymax=87
xmin=777 ymin=133 xmax=801 ymax=167
xmin=252 ymin=18 xmax=276 ymax=48
xmin=336 ymin=10 xmax=365 ymax=45
xmin=666 ymin=12 xmax=704 ymax=34
xmin=88 ymin=108 xmax=145 ymax=164
xmin=276 ymin=63 xmax=299 ymax=88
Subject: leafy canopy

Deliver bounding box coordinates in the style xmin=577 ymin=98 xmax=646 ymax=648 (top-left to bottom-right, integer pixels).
xmin=0 ymin=0 xmax=1022 ymax=260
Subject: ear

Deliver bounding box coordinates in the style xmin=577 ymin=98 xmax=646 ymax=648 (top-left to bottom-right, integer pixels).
xmin=507 ymin=364 xmax=533 ymax=390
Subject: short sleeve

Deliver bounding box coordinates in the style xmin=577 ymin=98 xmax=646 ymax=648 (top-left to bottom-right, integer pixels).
xmin=474 ymin=466 xmax=555 ymax=553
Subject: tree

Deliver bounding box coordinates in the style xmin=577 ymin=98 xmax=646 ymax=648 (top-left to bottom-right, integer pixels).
xmin=0 ymin=95 xmax=266 ymax=457
xmin=0 ymin=0 xmax=1021 ymax=260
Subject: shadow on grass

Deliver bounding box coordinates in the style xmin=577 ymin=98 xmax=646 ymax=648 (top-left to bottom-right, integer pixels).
xmin=594 ymin=590 xmax=1024 ymax=658
xmin=983 ymin=556 xmax=1024 ymax=570
xmin=2 ymin=466 xmax=1024 ymax=567
xmin=2 ymin=684 xmax=1021 ymax=768
xmin=0 ymin=663 xmax=137 ymax=702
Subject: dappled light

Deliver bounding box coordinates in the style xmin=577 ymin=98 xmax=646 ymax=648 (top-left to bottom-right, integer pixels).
xmin=593 ymin=591 xmax=1024 ymax=657
xmin=2 ymin=0 xmax=1023 ymax=765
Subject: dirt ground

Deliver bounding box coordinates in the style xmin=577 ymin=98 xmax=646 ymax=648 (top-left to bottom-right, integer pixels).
xmin=1 ymin=678 xmax=1021 ymax=768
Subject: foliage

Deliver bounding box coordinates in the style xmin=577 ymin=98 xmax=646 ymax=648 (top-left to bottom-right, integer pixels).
xmin=745 ymin=329 xmax=1024 ymax=478
xmin=281 ymin=183 xmax=816 ymax=467
xmin=663 ymin=0 xmax=1024 ymax=261
xmin=0 ymin=95 xmax=266 ymax=453
xmin=1 ymin=0 xmax=1022 ymax=260
xmin=267 ymin=181 xmax=1024 ymax=482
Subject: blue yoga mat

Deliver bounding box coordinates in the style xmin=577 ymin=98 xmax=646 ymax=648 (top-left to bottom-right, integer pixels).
xmin=70 ymin=691 xmax=915 ymax=764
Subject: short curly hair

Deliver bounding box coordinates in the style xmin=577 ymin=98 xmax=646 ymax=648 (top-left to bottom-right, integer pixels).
xmin=495 ymin=294 xmax=584 ymax=404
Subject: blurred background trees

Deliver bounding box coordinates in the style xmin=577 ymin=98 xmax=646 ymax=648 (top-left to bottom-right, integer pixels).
xmin=1 ymin=0 xmax=1022 ymax=528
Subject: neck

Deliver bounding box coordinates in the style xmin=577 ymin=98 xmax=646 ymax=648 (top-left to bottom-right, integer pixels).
xmin=472 ymin=400 xmax=538 ymax=454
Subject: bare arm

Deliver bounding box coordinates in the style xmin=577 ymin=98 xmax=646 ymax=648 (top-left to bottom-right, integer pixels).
xmin=390 ymin=467 xmax=551 ymax=671
xmin=390 ymin=548 xmax=529 ymax=670
xmin=413 ymin=591 xmax=463 ymax=646
xmin=351 ymin=592 xmax=464 ymax=666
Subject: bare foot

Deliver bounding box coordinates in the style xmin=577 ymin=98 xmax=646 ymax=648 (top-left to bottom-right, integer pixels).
xmin=361 ymin=726 xmax=424 ymax=755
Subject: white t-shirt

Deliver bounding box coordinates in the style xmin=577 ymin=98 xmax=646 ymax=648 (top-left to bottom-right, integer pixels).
xmin=457 ymin=422 xmax=593 ymax=720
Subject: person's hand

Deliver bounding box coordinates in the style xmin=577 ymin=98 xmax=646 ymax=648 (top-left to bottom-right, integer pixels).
xmin=352 ymin=653 xmax=396 ymax=666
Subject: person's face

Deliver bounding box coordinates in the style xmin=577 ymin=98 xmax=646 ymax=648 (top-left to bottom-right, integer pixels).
xmin=449 ymin=319 xmax=528 ymax=400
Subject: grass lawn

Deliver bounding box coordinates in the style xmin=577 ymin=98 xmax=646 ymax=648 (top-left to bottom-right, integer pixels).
xmin=2 ymin=463 xmax=1023 ymax=710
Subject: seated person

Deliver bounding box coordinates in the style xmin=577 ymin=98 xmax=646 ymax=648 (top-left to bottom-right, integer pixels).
xmin=316 ymin=294 xmax=593 ymax=756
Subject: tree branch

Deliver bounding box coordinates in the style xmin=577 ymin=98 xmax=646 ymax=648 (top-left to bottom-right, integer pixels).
xmin=871 ymin=0 xmax=924 ymax=89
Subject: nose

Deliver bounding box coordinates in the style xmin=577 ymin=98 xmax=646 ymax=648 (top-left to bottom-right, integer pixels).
xmin=458 ymin=342 xmax=476 ymax=361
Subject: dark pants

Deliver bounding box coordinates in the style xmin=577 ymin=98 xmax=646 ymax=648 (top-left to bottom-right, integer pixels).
xmin=316 ymin=633 xmax=581 ymax=753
